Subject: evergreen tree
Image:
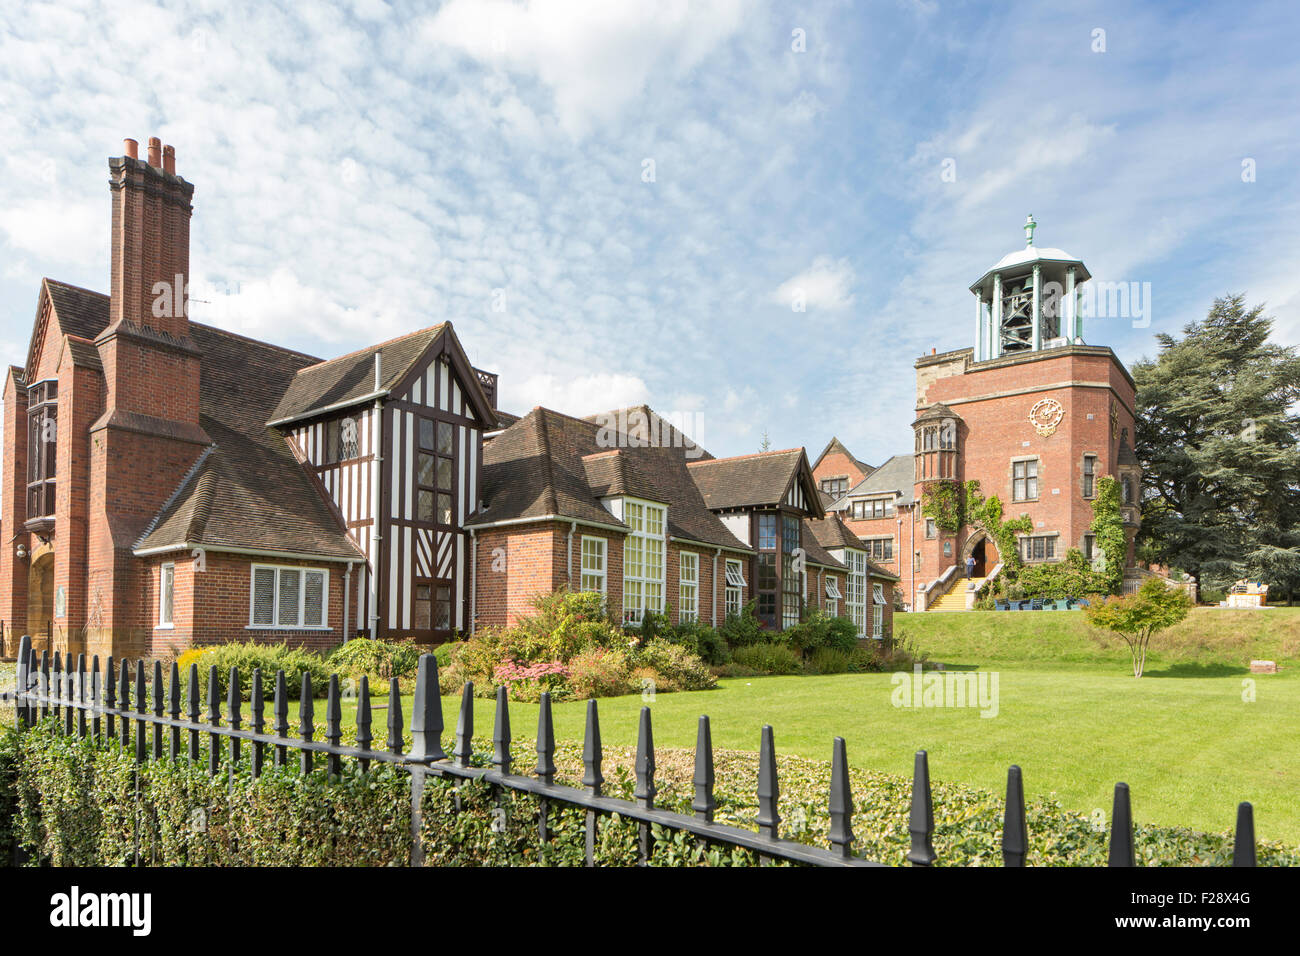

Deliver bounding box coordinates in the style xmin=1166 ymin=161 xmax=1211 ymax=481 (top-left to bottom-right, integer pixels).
xmin=1133 ymin=295 xmax=1300 ymax=600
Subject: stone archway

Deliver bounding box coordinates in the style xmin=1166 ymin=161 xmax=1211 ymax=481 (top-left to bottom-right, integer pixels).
xmin=961 ymin=531 xmax=997 ymax=578
xmin=26 ymin=551 xmax=54 ymax=649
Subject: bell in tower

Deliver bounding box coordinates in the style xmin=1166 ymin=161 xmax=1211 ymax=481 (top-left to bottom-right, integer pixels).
xmin=968 ymin=216 xmax=1091 ymax=362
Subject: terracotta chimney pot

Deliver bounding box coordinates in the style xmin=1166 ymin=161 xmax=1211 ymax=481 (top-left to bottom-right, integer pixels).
xmin=123 ymin=138 xmax=139 ymax=160
xmin=147 ymin=137 xmax=162 ymax=167
xmin=162 ymin=144 xmax=175 ymax=174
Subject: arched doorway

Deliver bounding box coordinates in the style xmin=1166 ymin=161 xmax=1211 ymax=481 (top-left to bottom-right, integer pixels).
xmin=26 ymin=551 xmax=54 ymax=647
xmin=961 ymin=532 xmax=996 ymax=578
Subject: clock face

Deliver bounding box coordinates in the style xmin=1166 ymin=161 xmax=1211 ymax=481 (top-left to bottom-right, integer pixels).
xmin=1029 ymin=398 xmax=1065 ymax=437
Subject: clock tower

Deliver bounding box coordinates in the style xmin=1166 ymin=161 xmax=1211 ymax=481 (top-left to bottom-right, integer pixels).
xmin=909 ymin=219 xmax=1141 ymax=609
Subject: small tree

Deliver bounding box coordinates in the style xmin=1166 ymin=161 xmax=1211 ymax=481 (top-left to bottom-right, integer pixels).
xmin=1084 ymin=577 xmax=1192 ymax=677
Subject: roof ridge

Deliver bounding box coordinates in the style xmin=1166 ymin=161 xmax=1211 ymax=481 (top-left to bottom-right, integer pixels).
xmin=43 ymin=277 xmax=109 ymax=299
xmin=534 ymin=408 xmax=560 ymax=516
xmin=297 ymin=323 xmax=445 ymax=373
xmin=688 ymin=447 xmax=801 ymax=466
xmin=190 ymin=321 xmax=322 ymax=364
xmin=134 ymin=445 xmax=215 ymax=548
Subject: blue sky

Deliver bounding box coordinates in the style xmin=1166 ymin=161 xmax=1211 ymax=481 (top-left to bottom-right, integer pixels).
xmin=1 ymin=0 xmax=1297 ymax=466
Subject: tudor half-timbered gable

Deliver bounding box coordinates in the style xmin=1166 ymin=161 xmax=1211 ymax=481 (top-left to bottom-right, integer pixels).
xmin=270 ymin=324 xmax=498 ymax=643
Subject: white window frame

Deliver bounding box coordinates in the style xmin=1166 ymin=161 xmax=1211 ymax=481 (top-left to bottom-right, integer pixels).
xmin=622 ymin=498 xmax=666 ymax=624
xmin=825 ymin=576 xmax=842 ymax=617
xmin=580 ymin=535 xmax=607 ymax=596
xmin=248 ymin=564 xmax=331 ymax=630
xmin=845 ymin=550 xmax=867 ymax=638
xmin=872 ymin=604 xmax=884 ymax=640
xmin=158 ymin=562 xmax=175 ymax=629
xmin=724 ymin=558 xmax=746 ymax=618
xmin=679 ymin=551 xmax=699 ymax=623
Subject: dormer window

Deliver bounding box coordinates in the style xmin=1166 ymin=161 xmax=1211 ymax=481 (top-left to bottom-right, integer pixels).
xmin=26 ymin=380 xmax=57 ymax=520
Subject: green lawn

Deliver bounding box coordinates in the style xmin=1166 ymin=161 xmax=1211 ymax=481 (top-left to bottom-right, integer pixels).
xmin=350 ymin=607 xmax=1300 ymax=844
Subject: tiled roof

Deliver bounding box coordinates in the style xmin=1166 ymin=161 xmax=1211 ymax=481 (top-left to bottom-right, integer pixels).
xmin=810 ymin=436 xmax=874 ymax=475
xmin=807 ymin=514 xmax=862 ymax=552
xmin=472 ymin=406 xmax=750 ymax=552
xmin=136 ymin=323 xmax=361 ymax=561
xmin=913 ymin=402 xmax=960 ymax=424
xmin=800 ymin=520 xmax=845 ymax=569
xmin=45 ymin=279 xmax=111 ymax=341
xmin=687 ymin=448 xmax=806 ymax=511
xmin=833 ymin=453 xmax=916 ymax=507
xmin=268 ymin=325 xmax=446 ymax=424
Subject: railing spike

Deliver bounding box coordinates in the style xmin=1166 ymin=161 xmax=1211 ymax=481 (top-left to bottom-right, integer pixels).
xmin=206 ymin=664 xmax=221 ymax=774
xmin=167 ymin=661 xmax=180 ymax=759
xmin=250 ymin=668 xmax=265 ymax=777
xmin=227 ymin=666 xmax=242 ymax=767
xmin=187 ymin=662 xmax=201 ymax=761
xmin=273 ymin=669 xmax=289 ymax=768
xmin=325 ymin=674 xmax=342 ymax=778
xmin=582 ymin=699 xmax=603 ymax=795
xmin=15 ymin=635 xmax=31 ymax=728
xmin=356 ymin=675 xmax=373 ymax=762
xmin=149 ymin=660 xmax=163 ymax=757
xmin=134 ymin=660 xmax=147 ymax=763
xmin=1108 ymin=782 xmax=1135 ymax=867
xmin=103 ymin=656 xmax=116 ymax=738
xmin=386 ymin=677 xmax=403 ymax=755
xmin=535 ymin=691 xmax=556 ymax=784
xmin=828 ymin=736 xmax=854 ymax=858
xmin=906 ymin=750 xmax=938 ymax=866
xmin=453 ymin=682 xmax=474 ymax=768
xmin=117 ymin=658 xmax=131 ymax=749
xmin=90 ymin=655 xmax=102 ymax=741
xmin=1002 ymin=765 xmax=1028 ymax=867
xmin=1233 ymin=802 xmax=1256 ymax=867
xmin=492 ymin=685 xmax=511 ymax=775
xmin=756 ymin=724 xmax=780 ymax=840
xmin=634 ymin=706 xmax=656 ymax=809
xmin=409 ymin=654 xmax=446 ymax=762
xmin=300 ymin=672 xmax=315 ymax=773
xmin=76 ymin=654 xmax=88 ymax=739
xmin=692 ymin=715 xmax=716 ymax=822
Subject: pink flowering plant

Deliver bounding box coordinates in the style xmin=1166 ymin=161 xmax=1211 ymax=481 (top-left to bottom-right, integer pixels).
xmin=492 ymin=658 xmax=573 ymax=702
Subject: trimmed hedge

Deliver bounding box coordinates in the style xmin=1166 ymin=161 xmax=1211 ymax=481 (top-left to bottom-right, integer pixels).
xmin=6 ymin=721 xmax=1297 ymax=867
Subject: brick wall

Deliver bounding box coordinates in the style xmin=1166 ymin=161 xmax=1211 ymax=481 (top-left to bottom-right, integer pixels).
xmin=140 ymin=551 xmax=350 ymax=656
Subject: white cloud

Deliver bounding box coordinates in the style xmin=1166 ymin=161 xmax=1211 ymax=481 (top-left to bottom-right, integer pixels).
xmin=421 ymin=0 xmax=748 ymax=137
xmin=506 ymin=370 xmax=650 ymax=419
xmin=771 ymin=256 xmax=856 ymax=311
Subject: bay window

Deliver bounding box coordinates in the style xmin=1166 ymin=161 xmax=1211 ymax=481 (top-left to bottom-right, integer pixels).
xmin=846 ymin=550 xmax=867 ymax=638
xmin=26 ymin=380 xmax=57 ymax=520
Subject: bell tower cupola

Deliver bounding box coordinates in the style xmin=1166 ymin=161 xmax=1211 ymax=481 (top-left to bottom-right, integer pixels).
xmin=968 ymin=216 xmax=1091 ymax=362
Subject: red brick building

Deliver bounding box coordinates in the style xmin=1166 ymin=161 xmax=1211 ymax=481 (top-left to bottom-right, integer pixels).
xmin=815 ymin=216 xmax=1142 ymax=611
xmin=1 ymin=138 xmax=895 ymax=661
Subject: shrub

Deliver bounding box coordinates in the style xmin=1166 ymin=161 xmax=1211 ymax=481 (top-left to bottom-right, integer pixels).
xmin=492 ymin=659 xmax=573 ymax=702
xmin=433 ymin=641 xmax=461 ymax=669
xmin=514 ymin=588 xmax=625 ymax=661
xmin=718 ymin=600 xmax=767 ymax=648
xmin=326 ymin=638 xmax=421 ymax=685
xmin=662 ymin=620 xmax=730 ymax=666
xmin=176 ymin=642 xmax=331 ymax=701
xmin=808 ymin=647 xmax=853 ymax=674
xmin=567 ymin=647 xmax=634 ymax=699
xmin=730 ymin=642 xmax=802 ymax=675
xmin=634 ymin=639 xmax=718 ymax=692
xmin=779 ymin=610 xmax=859 ymax=656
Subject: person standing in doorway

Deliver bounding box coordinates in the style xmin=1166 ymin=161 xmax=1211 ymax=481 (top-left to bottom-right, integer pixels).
xmin=966 ymin=554 xmax=976 ymax=579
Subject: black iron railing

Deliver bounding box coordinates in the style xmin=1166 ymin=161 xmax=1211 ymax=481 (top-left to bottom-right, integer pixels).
xmin=1 ymin=634 xmax=1259 ymax=867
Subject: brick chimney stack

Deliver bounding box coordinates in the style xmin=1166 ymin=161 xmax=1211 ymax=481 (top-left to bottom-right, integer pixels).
xmin=108 ymin=135 xmax=195 ymax=340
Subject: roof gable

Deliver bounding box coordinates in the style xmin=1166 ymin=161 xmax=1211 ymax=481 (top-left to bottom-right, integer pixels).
xmin=474 ymin=406 xmax=749 ymax=551
xmin=687 ymin=447 xmax=819 ymax=515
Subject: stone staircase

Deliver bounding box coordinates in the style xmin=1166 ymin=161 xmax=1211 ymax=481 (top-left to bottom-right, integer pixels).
xmin=928 ymin=576 xmax=986 ymax=612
